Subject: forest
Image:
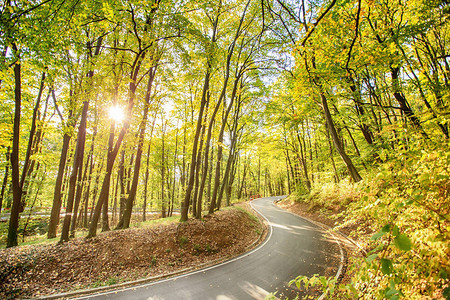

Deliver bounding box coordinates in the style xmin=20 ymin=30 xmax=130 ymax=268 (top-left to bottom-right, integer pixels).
xmin=0 ymin=0 xmax=449 ymax=299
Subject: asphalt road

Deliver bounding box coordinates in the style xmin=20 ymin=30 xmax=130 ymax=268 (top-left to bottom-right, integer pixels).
xmin=76 ymin=196 xmax=343 ymax=300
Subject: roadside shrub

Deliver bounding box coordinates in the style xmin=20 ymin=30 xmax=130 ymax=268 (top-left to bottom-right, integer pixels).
xmin=290 ymin=141 xmax=450 ymax=299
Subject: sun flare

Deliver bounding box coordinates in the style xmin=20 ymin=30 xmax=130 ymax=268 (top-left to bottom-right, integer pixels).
xmin=108 ymin=106 xmax=125 ymax=122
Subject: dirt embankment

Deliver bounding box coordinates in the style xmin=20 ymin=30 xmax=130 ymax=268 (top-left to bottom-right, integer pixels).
xmin=0 ymin=206 xmax=265 ymax=299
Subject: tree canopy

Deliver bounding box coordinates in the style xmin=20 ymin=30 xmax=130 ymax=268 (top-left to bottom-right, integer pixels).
xmin=0 ymin=0 xmax=449 ymax=298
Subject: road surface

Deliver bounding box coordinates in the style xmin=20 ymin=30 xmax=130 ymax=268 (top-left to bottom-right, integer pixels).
xmin=76 ymin=196 xmax=343 ymax=300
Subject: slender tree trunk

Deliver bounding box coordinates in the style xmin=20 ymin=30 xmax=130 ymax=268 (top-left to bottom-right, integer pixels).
xmin=112 ymin=175 xmax=118 ymax=225
xmin=171 ymin=125 xmax=179 ymax=217
xmin=143 ymin=143 xmax=150 ymax=222
xmin=217 ymin=104 xmax=241 ymax=209
xmin=101 ymin=120 xmax=117 ymax=232
xmin=391 ymin=67 xmax=426 ymax=136
xmin=209 ymin=78 xmax=241 ymax=213
xmin=87 ymin=46 xmax=144 ymax=238
xmin=117 ymin=68 xmax=156 ymax=229
xmin=143 ymin=116 xmax=156 ymax=221
xmin=7 ymin=54 xmax=22 ymax=248
xmin=60 ymin=100 xmax=89 ymax=243
xmin=284 ymin=150 xmax=291 ymax=194
xmin=238 ymin=157 xmax=248 ymax=199
xmin=296 ymin=131 xmax=311 ymax=190
xmin=0 ymin=148 xmax=10 ymax=213
xmin=321 ymin=92 xmax=362 ymax=182
xmin=83 ymin=129 xmax=96 ymax=227
xmin=180 ymin=71 xmax=211 ymax=222
xmin=19 ymin=72 xmax=45 ymax=213
xmin=193 ymin=107 xmax=209 ymax=218
xmin=305 ymin=49 xmax=362 ymax=182
xmin=118 ymin=150 xmax=126 ymax=218
xmin=161 ymin=121 xmax=167 ymax=218
xmin=89 ymin=158 xmax=103 ymax=222
xmin=48 ymin=84 xmax=77 ymax=239
xmin=181 ymin=10 xmax=221 ymax=222
xmin=69 ymin=160 xmax=84 ymax=237
xmin=207 ymin=147 xmax=214 ymax=205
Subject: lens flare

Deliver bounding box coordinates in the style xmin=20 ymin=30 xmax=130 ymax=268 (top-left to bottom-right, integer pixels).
xmin=108 ymin=106 xmax=125 ymax=122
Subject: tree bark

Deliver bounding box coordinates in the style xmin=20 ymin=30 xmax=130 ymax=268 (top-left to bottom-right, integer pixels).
xmin=117 ymin=67 xmax=156 ymax=229
xmin=161 ymin=121 xmax=167 ymax=218
xmin=321 ymin=92 xmax=362 ymax=182
xmin=60 ymin=100 xmax=89 ymax=243
xmin=391 ymin=67 xmax=425 ymax=135
xmin=48 ymin=129 xmax=72 ymax=238
xmin=193 ymin=106 xmax=209 ymax=218
xmin=87 ymin=43 xmax=145 ymax=238
xmin=180 ymin=8 xmax=221 ymax=222
xmin=19 ymin=72 xmax=46 ymax=212
xmin=0 ymin=148 xmax=10 ymax=213
xmin=180 ymin=70 xmax=211 ymax=222
xmin=7 ymin=52 xmax=22 ymax=248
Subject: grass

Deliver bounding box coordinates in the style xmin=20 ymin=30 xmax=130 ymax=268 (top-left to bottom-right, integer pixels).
xmin=232 ymin=206 xmax=260 ymax=224
xmin=133 ymin=215 xmax=179 ymax=229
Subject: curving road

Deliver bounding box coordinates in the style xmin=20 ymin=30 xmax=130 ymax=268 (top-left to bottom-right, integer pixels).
xmin=76 ymin=196 xmax=343 ymax=300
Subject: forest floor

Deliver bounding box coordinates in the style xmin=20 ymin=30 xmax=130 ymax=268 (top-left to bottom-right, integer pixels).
xmin=0 ymin=204 xmax=265 ymax=299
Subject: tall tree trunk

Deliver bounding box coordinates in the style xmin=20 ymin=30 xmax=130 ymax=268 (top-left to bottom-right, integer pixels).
xmin=205 ymin=0 xmax=250 ymax=214
xmin=180 ymin=9 xmax=221 ymax=222
xmin=296 ymin=130 xmax=311 ymax=191
xmin=284 ymin=149 xmax=291 ymax=194
xmin=237 ymin=156 xmax=248 ymax=199
xmin=321 ymin=92 xmax=362 ymax=182
xmin=87 ymin=46 xmax=144 ymax=238
xmin=180 ymin=71 xmax=211 ymax=222
xmin=7 ymin=51 xmax=22 ymax=248
xmin=19 ymin=72 xmax=46 ymax=212
xmin=390 ymin=67 xmax=425 ymax=135
xmin=207 ymin=147 xmax=214 ymax=205
xmin=48 ymin=126 xmax=73 ymax=238
xmin=117 ymin=68 xmax=156 ymax=229
xmin=0 ymin=148 xmax=11 ymax=213
xmin=217 ymin=103 xmax=241 ymax=209
xmin=101 ymin=119 xmax=117 ymax=233
xmin=69 ymin=160 xmax=84 ymax=237
xmin=170 ymin=125 xmax=179 ymax=218
xmin=193 ymin=107 xmax=209 ymax=218
xmin=143 ymin=116 xmax=156 ymax=221
xmin=112 ymin=174 xmax=119 ymax=225
xmin=161 ymin=120 xmax=167 ymax=218
xmin=60 ymin=100 xmax=89 ymax=243
xmin=143 ymin=143 xmax=151 ymax=222
xmin=209 ymin=78 xmax=242 ymax=214
xmin=118 ymin=150 xmax=126 ymax=218
xmin=83 ymin=127 xmax=96 ymax=227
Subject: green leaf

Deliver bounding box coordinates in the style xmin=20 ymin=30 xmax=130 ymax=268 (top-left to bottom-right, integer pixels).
xmin=366 ymin=254 xmax=378 ymax=263
xmin=443 ymin=286 xmax=450 ymax=300
xmin=392 ymin=225 xmax=399 ymax=237
xmin=371 ymin=231 xmax=387 ymax=240
xmin=382 ymin=224 xmax=392 ymax=232
xmin=386 ymin=288 xmax=399 ymax=297
xmin=381 ymin=258 xmax=393 ymax=275
xmin=439 ymin=269 xmax=448 ymax=280
xmin=394 ymin=234 xmax=412 ymax=251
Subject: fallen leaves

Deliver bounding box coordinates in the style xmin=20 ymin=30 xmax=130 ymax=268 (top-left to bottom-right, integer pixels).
xmin=0 ymin=206 xmax=263 ymax=298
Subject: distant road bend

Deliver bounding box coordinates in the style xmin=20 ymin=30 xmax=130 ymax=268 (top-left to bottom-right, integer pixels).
xmin=77 ymin=196 xmax=344 ymax=300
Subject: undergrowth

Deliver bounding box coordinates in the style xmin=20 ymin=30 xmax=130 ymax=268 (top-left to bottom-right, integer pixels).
xmin=287 ymin=140 xmax=450 ymax=299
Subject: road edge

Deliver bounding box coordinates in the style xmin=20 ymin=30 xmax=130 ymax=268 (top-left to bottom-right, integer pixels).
xmin=272 ymin=198 xmax=355 ymax=300
xmin=37 ymin=203 xmax=270 ymax=300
